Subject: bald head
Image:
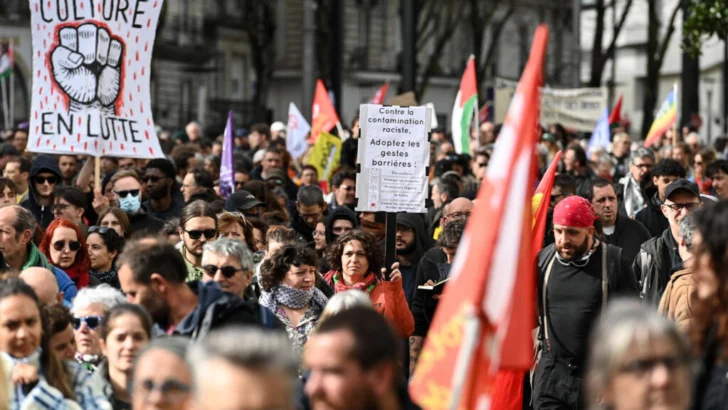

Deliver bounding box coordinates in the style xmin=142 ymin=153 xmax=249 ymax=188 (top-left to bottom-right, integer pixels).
xmin=20 ymin=267 xmax=61 ymax=305
xmin=443 ymin=197 xmax=474 ymax=226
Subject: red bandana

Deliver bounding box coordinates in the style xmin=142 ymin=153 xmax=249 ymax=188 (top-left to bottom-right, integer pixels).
xmin=553 ymin=196 xmax=598 ymax=228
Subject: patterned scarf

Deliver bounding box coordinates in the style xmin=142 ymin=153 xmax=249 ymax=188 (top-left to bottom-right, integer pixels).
xmin=619 ymin=174 xmax=644 ymax=217
xmin=325 ymin=270 xmax=378 ymax=295
xmin=259 ymin=285 xmax=328 ymax=311
xmin=90 ymin=269 xmax=119 ymax=286
xmin=75 ymin=351 xmax=101 ymax=373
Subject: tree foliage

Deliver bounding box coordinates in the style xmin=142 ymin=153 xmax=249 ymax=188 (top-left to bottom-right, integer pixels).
xmin=683 ymin=0 xmax=728 ymax=57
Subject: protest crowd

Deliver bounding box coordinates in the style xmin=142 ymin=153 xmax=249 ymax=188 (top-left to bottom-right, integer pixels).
xmin=0 ymin=5 xmax=725 ymax=410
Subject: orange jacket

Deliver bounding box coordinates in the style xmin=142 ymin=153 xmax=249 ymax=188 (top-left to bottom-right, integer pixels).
xmin=324 ymin=270 xmax=414 ymax=338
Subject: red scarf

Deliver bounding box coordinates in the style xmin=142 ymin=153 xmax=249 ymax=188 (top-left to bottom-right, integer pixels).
xmin=323 ymin=270 xmax=378 ymax=295
xmin=64 ymin=265 xmax=90 ymax=289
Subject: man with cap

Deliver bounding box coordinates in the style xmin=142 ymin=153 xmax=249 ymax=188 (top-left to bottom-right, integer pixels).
xmin=225 ymin=190 xmax=266 ymax=218
xmin=21 ymin=155 xmax=62 ymax=229
xmin=533 ymin=196 xmax=638 ymax=410
xmin=633 ymin=178 xmax=703 ymax=306
xmin=143 ymin=158 xmax=185 ymax=221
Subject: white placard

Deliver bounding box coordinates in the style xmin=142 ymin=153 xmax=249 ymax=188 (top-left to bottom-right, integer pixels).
xmin=28 ymin=0 xmax=164 ymax=158
xmin=356 ymin=104 xmax=431 ymax=213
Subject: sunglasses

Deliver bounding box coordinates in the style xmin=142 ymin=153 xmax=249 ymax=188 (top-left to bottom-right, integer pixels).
xmin=34 ymin=176 xmax=58 ymax=185
xmin=202 ymin=265 xmax=243 ymax=278
xmin=184 ymin=229 xmax=217 ymax=240
xmin=664 ymin=202 xmax=700 ymax=212
xmin=114 ymin=189 xmax=140 ymax=198
xmin=143 ymin=175 xmax=162 ymax=184
xmin=72 ymin=315 xmax=103 ymax=330
xmin=53 ymin=240 xmax=81 ymax=252
xmin=88 ymin=225 xmax=113 ymax=235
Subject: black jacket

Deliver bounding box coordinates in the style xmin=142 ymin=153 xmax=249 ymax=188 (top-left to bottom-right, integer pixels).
xmin=290 ymin=211 xmax=315 ymax=247
xmin=571 ymin=167 xmax=598 ymax=198
xmin=632 ymin=228 xmax=678 ymax=306
xmin=173 ymin=281 xmax=283 ymax=339
xmin=396 ymin=213 xmax=434 ymax=307
xmin=324 ymin=206 xmax=358 ymax=244
xmin=128 ymin=209 xmax=165 ymax=236
xmin=21 ymin=156 xmax=62 ymax=229
xmin=634 ymin=193 xmax=669 ymax=238
xmin=604 ymin=214 xmax=652 ymax=262
xmin=411 ymin=247 xmax=448 ymax=337
xmin=142 ymin=198 xmax=185 ymax=222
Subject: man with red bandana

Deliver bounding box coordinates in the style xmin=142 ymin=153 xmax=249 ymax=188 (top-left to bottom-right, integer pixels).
xmin=532 ymin=196 xmax=639 ymax=410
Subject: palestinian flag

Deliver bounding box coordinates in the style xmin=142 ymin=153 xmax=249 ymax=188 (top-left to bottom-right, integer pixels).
xmin=451 ymin=55 xmax=478 ymax=154
xmin=0 ymin=43 xmax=13 ymax=80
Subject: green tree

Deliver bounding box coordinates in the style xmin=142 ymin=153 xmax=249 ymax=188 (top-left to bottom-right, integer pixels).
xmin=683 ymin=0 xmax=728 ymax=57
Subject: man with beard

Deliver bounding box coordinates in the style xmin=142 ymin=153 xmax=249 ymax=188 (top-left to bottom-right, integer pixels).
xmin=178 ymin=200 xmax=218 ymax=281
xmin=588 ymin=178 xmax=651 ymax=262
xmin=117 ymin=238 xmax=275 ymax=339
xmin=142 ymin=158 xmax=185 ymax=221
xmin=633 ymin=179 xmax=703 ymax=306
xmin=616 ymin=148 xmax=655 ymax=218
xmin=395 ymin=213 xmax=433 ymax=307
xmin=532 ymin=196 xmax=638 ymax=410
xmin=304 ymin=307 xmax=405 ymax=410
xmin=21 ymin=155 xmax=62 ymax=229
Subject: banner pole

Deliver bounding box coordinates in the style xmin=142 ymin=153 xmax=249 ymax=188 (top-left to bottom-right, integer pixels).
xmin=0 ymin=77 xmax=7 ymax=131
xmin=94 ymin=156 xmax=101 ymax=193
xmin=672 ymin=83 xmax=679 ymax=147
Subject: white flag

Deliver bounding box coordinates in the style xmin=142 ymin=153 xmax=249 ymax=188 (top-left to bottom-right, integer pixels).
xmin=287 ymin=102 xmax=311 ymax=160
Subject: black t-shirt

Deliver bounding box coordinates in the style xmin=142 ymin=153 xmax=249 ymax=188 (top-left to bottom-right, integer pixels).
xmin=541 ymin=245 xmax=638 ymax=367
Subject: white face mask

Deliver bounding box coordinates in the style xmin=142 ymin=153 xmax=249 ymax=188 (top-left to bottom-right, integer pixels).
xmin=118 ymin=194 xmax=141 ymax=214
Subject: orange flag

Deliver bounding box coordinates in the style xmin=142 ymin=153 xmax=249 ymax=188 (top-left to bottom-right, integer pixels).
xmin=310 ymin=79 xmax=340 ymax=142
xmin=409 ymin=25 xmax=549 ymax=410
xmin=531 ymin=151 xmax=562 ymax=255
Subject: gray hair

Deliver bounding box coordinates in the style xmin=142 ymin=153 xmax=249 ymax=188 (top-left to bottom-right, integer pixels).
xmin=630 ymin=147 xmax=655 ymax=164
xmin=70 ymin=284 xmax=126 ymax=315
xmin=586 ymin=300 xmax=691 ymax=410
xmin=201 ymin=238 xmax=254 ymax=272
xmin=319 ymin=290 xmax=373 ymax=323
xmin=679 ymin=213 xmax=696 ymax=250
xmin=187 ymin=326 xmax=298 ymax=396
xmin=2 ymin=205 xmax=36 ymax=236
xmin=297 ymin=185 xmax=325 ymax=207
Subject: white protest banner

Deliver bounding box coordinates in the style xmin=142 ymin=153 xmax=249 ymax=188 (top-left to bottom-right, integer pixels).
xmin=286 ymin=102 xmax=310 ymax=160
xmin=494 ymin=77 xmax=607 ymax=132
xmin=28 ymin=0 xmax=164 ymax=158
xmin=356 ymin=104 xmax=431 ymax=213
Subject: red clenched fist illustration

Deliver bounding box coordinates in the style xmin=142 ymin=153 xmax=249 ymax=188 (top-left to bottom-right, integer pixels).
xmin=51 ymin=23 xmax=123 ymax=115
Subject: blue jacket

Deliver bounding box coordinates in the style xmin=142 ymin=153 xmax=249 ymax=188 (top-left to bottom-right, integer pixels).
xmin=53 ymin=267 xmax=77 ymax=304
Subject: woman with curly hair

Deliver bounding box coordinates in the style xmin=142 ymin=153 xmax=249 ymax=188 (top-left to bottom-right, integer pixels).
xmin=39 ymin=218 xmax=94 ymax=289
xmin=259 ymin=245 xmax=328 ymax=356
xmin=323 ymin=230 xmax=414 ymax=338
xmin=690 ymin=202 xmax=728 ymax=409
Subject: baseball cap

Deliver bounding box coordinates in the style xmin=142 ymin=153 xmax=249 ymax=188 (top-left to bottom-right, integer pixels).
xmin=665 ymin=179 xmax=700 ymax=201
xmin=264 ymin=169 xmax=286 ymax=185
xmin=224 ymin=190 xmax=264 ymax=212
xmin=271 ymin=121 xmax=287 ymax=133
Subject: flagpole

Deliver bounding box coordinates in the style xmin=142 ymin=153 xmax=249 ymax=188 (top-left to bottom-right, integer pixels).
xmin=335 ymin=121 xmax=345 ymax=140
xmin=8 ymin=42 xmax=13 ymax=127
xmin=672 ymin=83 xmax=679 ymax=147
xmin=0 ymin=77 xmax=8 ymax=131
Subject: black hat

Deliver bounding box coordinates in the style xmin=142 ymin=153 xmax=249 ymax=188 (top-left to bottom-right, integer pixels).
xmin=665 ymin=179 xmax=700 ymax=200
xmin=264 ymin=169 xmax=286 ymax=184
xmin=224 ymin=190 xmax=264 ymax=212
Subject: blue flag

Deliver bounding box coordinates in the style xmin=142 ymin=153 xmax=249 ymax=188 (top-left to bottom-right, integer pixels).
xmin=588 ymin=107 xmax=611 ymax=153
xmin=219 ymin=111 xmax=235 ymax=198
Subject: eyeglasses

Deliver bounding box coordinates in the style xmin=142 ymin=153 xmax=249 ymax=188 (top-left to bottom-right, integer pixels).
xmin=339 ymin=185 xmax=355 ymax=192
xmin=114 ymin=189 xmax=140 ymax=198
xmin=143 ymin=175 xmax=162 ymax=184
xmin=53 ymin=240 xmax=81 ymax=252
xmin=202 ymin=265 xmax=243 ymax=278
xmin=300 ymin=211 xmax=322 ymax=220
xmin=33 ymin=176 xmax=58 ymax=185
xmin=444 ymin=211 xmax=471 ymax=220
xmin=619 ymin=355 xmax=686 ymax=377
xmin=184 ymin=229 xmax=217 ymax=240
xmin=234 ymin=181 xmax=246 ymax=188
xmin=72 ymin=315 xmax=103 ymax=330
xmin=664 ymin=202 xmax=700 ymax=212
xmin=133 ymin=378 xmax=190 ymax=402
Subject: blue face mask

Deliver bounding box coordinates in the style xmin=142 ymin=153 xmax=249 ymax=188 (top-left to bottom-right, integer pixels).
xmin=118 ymin=194 xmax=141 ymax=214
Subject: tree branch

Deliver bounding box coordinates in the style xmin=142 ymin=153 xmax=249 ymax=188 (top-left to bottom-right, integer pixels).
xmin=656 ymin=1 xmax=682 ymax=67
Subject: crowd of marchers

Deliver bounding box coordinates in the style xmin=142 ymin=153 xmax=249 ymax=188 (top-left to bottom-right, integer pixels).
xmin=0 ymin=117 xmax=726 ymax=410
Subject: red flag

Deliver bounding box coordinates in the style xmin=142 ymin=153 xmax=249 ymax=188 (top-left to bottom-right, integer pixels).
xmin=609 ymin=93 xmax=622 ymax=125
xmin=478 ymin=102 xmax=491 ymax=124
xmin=310 ymin=79 xmax=340 ymax=142
xmin=369 ymin=81 xmax=389 ymax=104
xmin=409 ymin=25 xmax=549 ymax=410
